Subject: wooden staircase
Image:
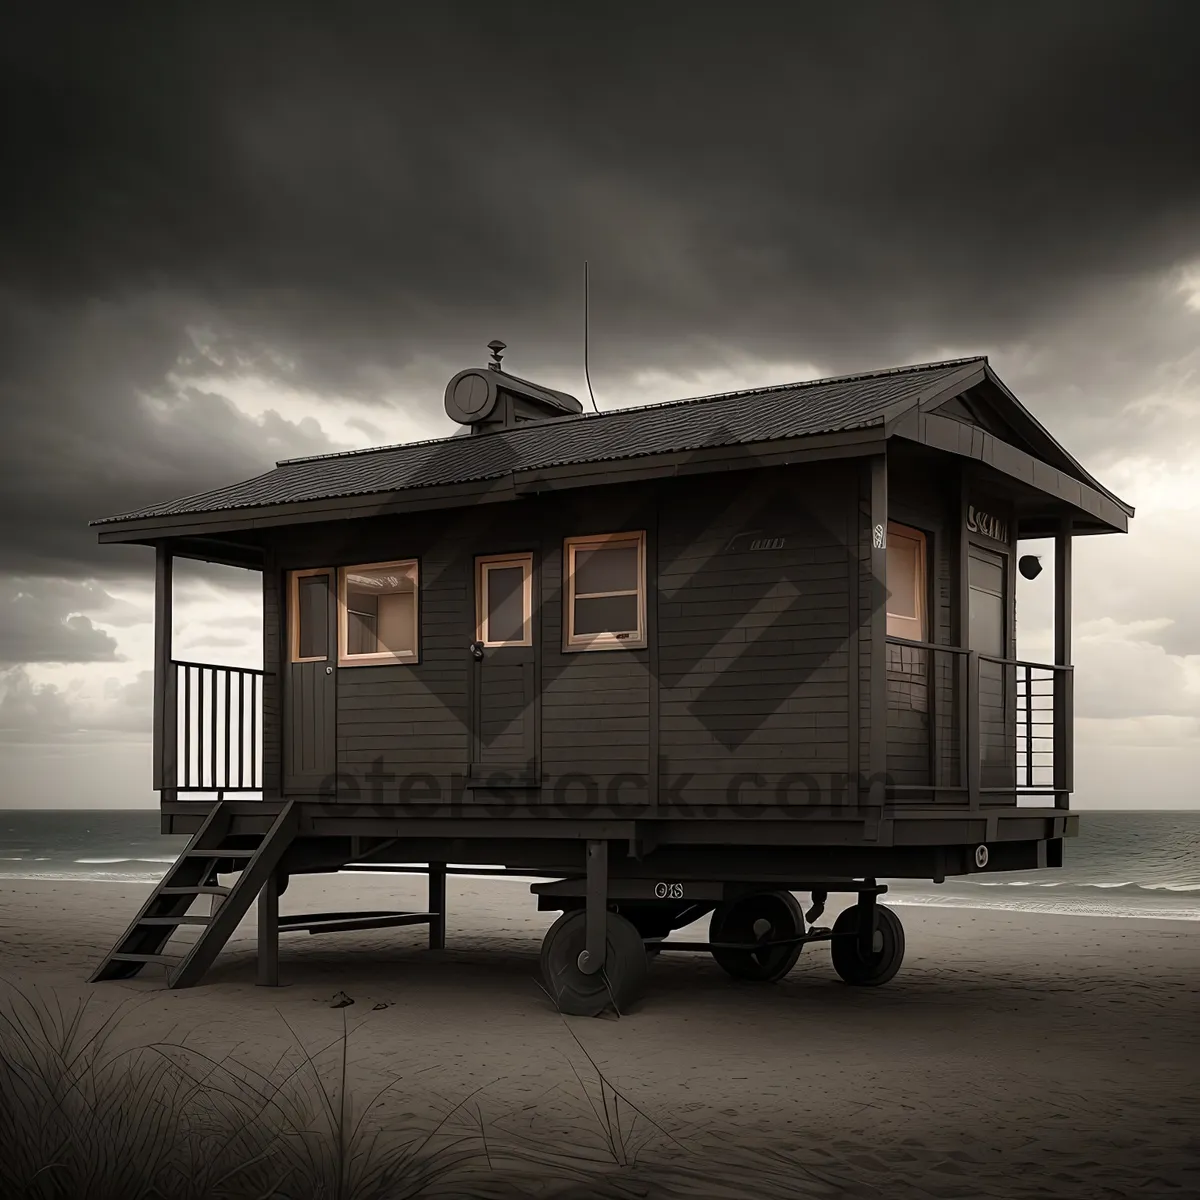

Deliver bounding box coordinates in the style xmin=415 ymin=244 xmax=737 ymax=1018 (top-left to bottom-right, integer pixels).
xmin=90 ymin=800 xmax=299 ymax=989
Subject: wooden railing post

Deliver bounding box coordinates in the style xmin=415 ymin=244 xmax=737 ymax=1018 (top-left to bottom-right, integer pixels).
xmin=153 ymin=545 xmax=175 ymax=795
xmin=966 ymin=651 xmax=980 ymax=810
xmin=1023 ymin=664 xmax=1033 ymax=789
xmin=169 ymin=660 xmax=268 ymax=795
xmin=1053 ymin=518 xmax=1073 ymax=809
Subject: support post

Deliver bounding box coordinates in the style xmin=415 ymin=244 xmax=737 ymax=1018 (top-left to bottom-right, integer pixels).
xmin=428 ymin=862 xmax=446 ymax=950
xmin=578 ymin=839 xmax=607 ymax=976
xmin=966 ymin=652 xmax=981 ymax=809
xmin=152 ymin=544 xmax=176 ymax=794
xmin=1053 ymin=516 xmax=1073 ymax=809
xmin=867 ymin=456 xmax=888 ymax=810
xmin=856 ymin=885 xmax=878 ymax=960
xmin=956 ymin=463 xmax=971 ymax=794
xmin=257 ymin=869 xmax=280 ymax=987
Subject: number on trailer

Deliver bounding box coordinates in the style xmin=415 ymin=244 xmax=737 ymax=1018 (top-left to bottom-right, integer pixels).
xmin=654 ymin=882 xmax=685 ymax=899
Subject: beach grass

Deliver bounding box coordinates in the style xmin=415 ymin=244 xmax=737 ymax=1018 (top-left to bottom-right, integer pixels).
xmin=0 ymin=974 xmax=855 ymax=1199
xmin=0 ymin=979 xmax=523 ymax=1199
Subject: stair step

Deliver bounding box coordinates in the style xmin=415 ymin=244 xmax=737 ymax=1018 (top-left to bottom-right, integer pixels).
xmin=92 ymin=798 xmax=299 ymax=992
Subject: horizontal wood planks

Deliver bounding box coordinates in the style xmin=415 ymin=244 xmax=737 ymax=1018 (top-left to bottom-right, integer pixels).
xmin=259 ymin=457 xmax=989 ymax=816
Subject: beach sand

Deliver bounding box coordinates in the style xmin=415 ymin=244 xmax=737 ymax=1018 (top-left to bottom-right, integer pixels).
xmin=1 ymin=871 xmax=1197 ymax=1198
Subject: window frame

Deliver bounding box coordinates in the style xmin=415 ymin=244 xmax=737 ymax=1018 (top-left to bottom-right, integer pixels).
xmin=563 ymin=530 xmax=648 ymax=652
xmin=337 ymin=558 xmax=421 ymax=668
xmin=288 ymin=568 xmax=332 ymax=664
xmin=885 ymin=521 xmax=928 ymax=643
xmin=476 ymin=552 xmax=534 ymax=648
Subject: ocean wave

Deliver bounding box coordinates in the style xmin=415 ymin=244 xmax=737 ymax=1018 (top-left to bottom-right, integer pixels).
xmin=73 ymin=857 xmax=180 ymax=865
xmin=945 ymin=879 xmax=1200 ymax=895
xmin=0 ymin=871 xmax=169 ymax=884
xmin=886 ymin=892 xmax=1200 ymax=922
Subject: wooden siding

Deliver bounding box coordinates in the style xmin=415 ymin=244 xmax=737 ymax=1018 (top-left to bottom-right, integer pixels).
xmin=253 ymin=448 xmax=1028 ymax=818
xmin=856 ymin=470 xmax=873 ymax=785
xmin=538 ymin=485 xmax=654 ymax=808
xmin=654 ymin=464 xmax=853 ymax=812
xmin=335 ymin=529 xmax=470 ymax=800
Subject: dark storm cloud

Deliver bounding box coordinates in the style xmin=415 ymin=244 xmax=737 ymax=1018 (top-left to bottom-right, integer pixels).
xmin=0 ymin=289 xmax=342 ymax=577
xmin=6 ymin=2 xmax=1199 ymax=378
xmin=0 ymin=1 xmax=1197 ymax=632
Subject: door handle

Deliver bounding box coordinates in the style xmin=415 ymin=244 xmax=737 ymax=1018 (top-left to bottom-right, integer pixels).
xmin=469 ymin=641 xmax=485 ymax=662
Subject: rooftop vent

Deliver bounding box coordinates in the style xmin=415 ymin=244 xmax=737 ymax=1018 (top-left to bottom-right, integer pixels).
xmin=444 ymin=341 xmax=584 ymax=435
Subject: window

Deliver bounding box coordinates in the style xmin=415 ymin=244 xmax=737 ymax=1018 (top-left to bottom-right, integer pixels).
xmin=338 ymin=560 xmax=419 ymax=665
xmin=289 ymin=569 xmax=330 ymax=662
xmin=564 ymin=531 xmax=647 ymax=651
xmin=477 ymin=553 xmax=533 ymax=647
xmin=885 ymin=522 xmax=927 ymax=641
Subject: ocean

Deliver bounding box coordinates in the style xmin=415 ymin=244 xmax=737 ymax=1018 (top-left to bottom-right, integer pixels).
xmin=1 ymin=808 xmax=1198 ymax=922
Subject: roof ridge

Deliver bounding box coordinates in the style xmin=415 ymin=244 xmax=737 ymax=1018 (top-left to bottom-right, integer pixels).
xmin=276 ymin=355 xmax=988 ymax=467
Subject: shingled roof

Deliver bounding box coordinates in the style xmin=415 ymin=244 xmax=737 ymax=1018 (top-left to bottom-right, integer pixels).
xmin=93 ymin=356 xmax=989 ymax=528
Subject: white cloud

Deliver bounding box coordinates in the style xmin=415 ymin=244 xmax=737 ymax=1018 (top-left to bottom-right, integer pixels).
xmin=1 ymin=563 xmax=262 ymax=746
xmin=0 ymin=666 xmax=151 ymax=741
xmin=166 ymin=364 xmax=452 ymax=457
xmin=1177 ymin=259 xmax=1200 ymax=313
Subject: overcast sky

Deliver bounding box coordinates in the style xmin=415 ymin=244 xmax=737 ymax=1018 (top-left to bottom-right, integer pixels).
xmin=2 ymin=3 xmax=1198 ymax=809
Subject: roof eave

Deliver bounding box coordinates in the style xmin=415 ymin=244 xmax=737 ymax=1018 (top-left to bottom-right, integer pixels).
xmin=893 ymin=418 xmax=1130 ymax=535
xmin=979 ymin=365 xmax=1134 ymax=517
xmin=92 ymin=425 xmax=888 ymax=544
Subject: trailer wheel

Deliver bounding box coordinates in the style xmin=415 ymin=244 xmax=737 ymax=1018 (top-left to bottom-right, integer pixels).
xmin=540 ymin=910 xmax=650 ymax=1016
xmin=708 ymin=890 xmax=805 ymax=983
xmin=830 ymin=903 xmax=905 ymax=986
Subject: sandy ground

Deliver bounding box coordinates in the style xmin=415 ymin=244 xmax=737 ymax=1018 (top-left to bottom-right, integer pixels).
xmin=0 ymin=872 xmax=1197 ymax=1199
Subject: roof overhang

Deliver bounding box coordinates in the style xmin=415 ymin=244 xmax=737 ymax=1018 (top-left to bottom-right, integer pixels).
xmin=92 ymin=358 xmax=1134 ymax=548
xmin=95 ymin=426 xmax=888 ymax=545
xmin=888 ymin=408 xmax=1131 ymax=534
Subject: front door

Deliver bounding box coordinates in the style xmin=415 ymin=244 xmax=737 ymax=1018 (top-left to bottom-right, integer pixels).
xmin=469 ymin=553 xmax=539 ymax=788
xmin=968 ymin=547 xmax=1015 ymax=790
xmin=283 ymin=568 xmax=338 ymax=796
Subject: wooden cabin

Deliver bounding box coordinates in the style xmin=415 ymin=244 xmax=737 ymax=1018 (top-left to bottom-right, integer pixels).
xmin=88 ymin=351 xmax=1133 ymax=1014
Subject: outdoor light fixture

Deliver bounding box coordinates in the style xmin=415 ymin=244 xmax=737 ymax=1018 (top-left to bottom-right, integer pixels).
xmin=1018 ymin=554 xmax=1043 ymax=580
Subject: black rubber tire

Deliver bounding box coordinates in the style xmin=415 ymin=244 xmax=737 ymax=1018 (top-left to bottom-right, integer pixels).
xmin=540 ymin=910 xmax=650 ymax=1016
xmin=708 ymin=891 xmax=805 ymax=983
xmin=829 ymin=903 xmax=905 ymax=986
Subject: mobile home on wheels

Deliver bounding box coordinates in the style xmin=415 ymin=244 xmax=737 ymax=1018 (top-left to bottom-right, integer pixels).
xmin=89 ymin=350 xmax=1132 ymax=1015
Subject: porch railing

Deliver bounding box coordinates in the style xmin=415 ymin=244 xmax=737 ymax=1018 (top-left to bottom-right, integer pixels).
xmin=161 ymin=660 xmax=269 ymax=793
xmin=884 ymin=637 xmax=1073 ymax=809
xmin=980 ymin=653 xmax=1071 ymax=801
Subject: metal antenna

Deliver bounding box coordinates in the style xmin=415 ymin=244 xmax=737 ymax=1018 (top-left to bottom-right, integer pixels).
xmin=584 ymin=262 xmax=599 ymax=412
